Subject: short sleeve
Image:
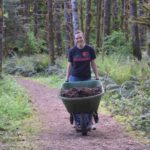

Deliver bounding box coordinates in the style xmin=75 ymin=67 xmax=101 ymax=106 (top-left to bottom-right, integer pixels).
xmin=90 ymin=47 xmax=96 ymax=60
xmin=68 ymin=49 xmax=73 ymax=63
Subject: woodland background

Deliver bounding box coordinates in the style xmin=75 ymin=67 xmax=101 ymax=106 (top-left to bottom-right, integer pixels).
xmin=0 ymin=0 xmax=150 ymax=145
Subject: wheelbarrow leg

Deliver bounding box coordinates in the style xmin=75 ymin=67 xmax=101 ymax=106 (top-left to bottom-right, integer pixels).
xmin=70 ymin=113 xmax=74 ymax=124
xmin=93 ymin=111 xmax=99 ymax=123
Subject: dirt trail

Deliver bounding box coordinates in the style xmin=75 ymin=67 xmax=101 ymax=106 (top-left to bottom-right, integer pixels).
xmin=17 ymin=78 xmax=149 ymax=150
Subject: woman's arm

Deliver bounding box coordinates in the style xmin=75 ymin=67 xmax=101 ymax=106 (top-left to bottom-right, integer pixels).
xmin=91 ymin=60 xmax=99 ymax=79
xmin=66 ymin=62 xmax=72 ymax=81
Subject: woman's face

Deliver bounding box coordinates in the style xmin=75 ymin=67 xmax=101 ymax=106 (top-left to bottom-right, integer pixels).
xmin=74 ymin=32 xmax=85 ymax=45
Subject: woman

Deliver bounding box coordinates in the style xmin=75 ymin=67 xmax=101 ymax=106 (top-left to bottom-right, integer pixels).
xmin=66 ymin=30 xmax=99 ymax=130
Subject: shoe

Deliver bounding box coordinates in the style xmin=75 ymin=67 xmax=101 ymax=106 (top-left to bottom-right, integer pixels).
xmin=75 ymin=125 xmax=81 ymax=132
xmin=91 ymin=124 xmax=96 ymax=130
xmin=87 ymin=122 xmax=96 ymax=130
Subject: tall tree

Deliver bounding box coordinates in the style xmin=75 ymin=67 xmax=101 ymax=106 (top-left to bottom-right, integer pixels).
xmin=147 ymin=26 xmax=150 ymax=59
xmin=104 ymin=0 xmax=111 ymax=36
xmin=23 ymin=0 xmax=30 ymax=24
xmin=64 ymin=0 xmax=73 ymax=55
xmin=33 ymin=0 xmax=38 ymax=37
xmin=139 ymin=0 xmax=145 ymax=47
xmin=54 ymin=0 xmax=63 ymax=56
xmin=47 ymin=0 xmax=55 ymax=64
xmin=112 ymin=0 xmax=119 ymax=30
xmin=85 ymin=0 xmax=91 ymax=44
xmin=0 ymin=0 xmax=3 ymax=77
xmin=96 ymin=0 xmax=103 ymax=51
xmin=120 ymin=0 xmax=130 ymax=39
xmin=120 ymin=0 xmax=125 ymax=30
xmin=71 ymin=0 xmax=79 ymax=35
xmin=133 ymin=1 xmax=150 ymax=59
xmin=130 ymin=0 xmax=142 ymax=60
xmin=79 ymin=0 xmax=84 ymax=32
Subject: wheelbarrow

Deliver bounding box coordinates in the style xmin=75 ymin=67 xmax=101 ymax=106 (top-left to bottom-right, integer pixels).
xmin=59 ymin=80 xmax=104 ymax=136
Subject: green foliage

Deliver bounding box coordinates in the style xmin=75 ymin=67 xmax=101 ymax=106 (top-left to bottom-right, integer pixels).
xmin=96 ymin=55 xmax=150 ymax=83
xmin=102 ymin=88 xmax=150 ymax=135
xmin=55 ymin=56 xmax=67 ymax=69
xmin=98 ymin=55 xmax=150 ymax=135
xmin=25 ymin=31 xmax=47 ymax=54
xmin=103 ymin=31 xmax=132 ymax=56
xmin=96 ymin=55 xmax=131 ymax=83
xmin=3 ymin=54 xmax=49 ymax=76
xmin=33 ymin=75 xmax=64 ymax=88
xmin=0 ymin=76 xmax=31 ymax=130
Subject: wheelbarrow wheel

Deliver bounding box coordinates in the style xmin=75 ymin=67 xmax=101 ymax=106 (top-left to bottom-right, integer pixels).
xmin=80 ymin=113 xmax=87 ymax=136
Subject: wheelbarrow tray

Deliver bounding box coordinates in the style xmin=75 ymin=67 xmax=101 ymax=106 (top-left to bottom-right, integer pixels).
xmin=59 ymin=80 xmax=104 ymax=113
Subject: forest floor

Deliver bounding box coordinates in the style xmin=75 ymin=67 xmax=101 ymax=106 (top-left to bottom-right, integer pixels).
xmin=13 ymin=78 xmax=150 ymax=150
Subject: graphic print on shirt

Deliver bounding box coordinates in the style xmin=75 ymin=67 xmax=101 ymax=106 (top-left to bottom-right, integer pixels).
xmin=73 ymin=51 xmax=91 ymax=62
xmin=82 ymin=52 xmax=89 ymax=57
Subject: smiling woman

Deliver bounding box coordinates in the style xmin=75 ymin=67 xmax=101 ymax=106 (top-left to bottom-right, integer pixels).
xmin=65 ymin=30 xmax=100 ymax=131
xmin=66 ymin=30 xmax=99 ymax=82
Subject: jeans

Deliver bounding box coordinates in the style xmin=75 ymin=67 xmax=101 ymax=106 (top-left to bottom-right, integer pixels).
xmin=69 ymin=75 xmax=91 ymax=82
xmin=69 ymin=75 xmax=91 ymax=126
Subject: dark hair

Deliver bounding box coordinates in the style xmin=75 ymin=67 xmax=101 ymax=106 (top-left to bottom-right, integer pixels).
xmin=74 ymin=30 xmax=83 ymax=35
xmin=74 ymin=30 xmax=85 ymax=40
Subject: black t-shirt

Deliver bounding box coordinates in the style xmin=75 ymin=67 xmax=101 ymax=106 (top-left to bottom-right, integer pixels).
xmin=68 ymin=45 xmax=96 ymax=79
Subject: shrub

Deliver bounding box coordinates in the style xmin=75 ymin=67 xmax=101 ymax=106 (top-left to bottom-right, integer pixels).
xmin=103 ymin=31 xmax=132 ymax=56
xmin=25 ymin=31 xmax=47 ymax=54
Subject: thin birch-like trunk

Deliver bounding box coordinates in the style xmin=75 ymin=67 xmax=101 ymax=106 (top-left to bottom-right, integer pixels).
xmin=0 ymin=0 xmax=3 ymax=77
xmin=71 ymin=0 xmax=79 ymax=35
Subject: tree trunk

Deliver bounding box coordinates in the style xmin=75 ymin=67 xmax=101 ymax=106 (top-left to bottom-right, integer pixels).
xmin=104 ymin=0 xmax=111 ymax=36
xmin=139 ymin=0 xmax=145 ymax=47
xmin=71 ymin=0 xmax=79 ymax=35
xmin=54 ymin=0 xmax=63 ymax=56
xmin=85 ymin=0 xmax=91 ymax=44
xmin=64 ymin=0 xmax=73 ymax=55
xmin=0 ymin=0 xmax=3 ymax=77
xmin=33 ymin=0 xmax=38 ymax=37
xmin=96 ymin=0 xmax=103 ymax=51
xmin=47 ymin=0 xmax=55 ymax=65
xmin=130 ymin=0 xmax=142 ymax=60
xmin=23 ymin=0 xmax=30 ymax=24
xmin=120 ymin=0 xmax=124 ymax=30
xmin=79 ymin=0 xmax=84 ymax=32
xmin=112 ymin=0 xmax=119 ymax=30
xmin=147 ymin=26 xmax=150 ymax=58
xmin=123 ymin=0 xmax=129 ymax=39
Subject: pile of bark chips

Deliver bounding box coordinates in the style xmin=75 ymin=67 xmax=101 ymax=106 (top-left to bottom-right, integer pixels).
xmin=60 ymin=87 xmax=102 ymax=98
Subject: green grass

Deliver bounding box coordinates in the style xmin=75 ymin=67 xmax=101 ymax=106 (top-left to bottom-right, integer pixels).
xmin=32 ymin=75 xmax=65 ymax=88
xmin=0 ymin=76 xmax=31 ymax=131
xmin=96 ymin=55 xmax=150 ymax=83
